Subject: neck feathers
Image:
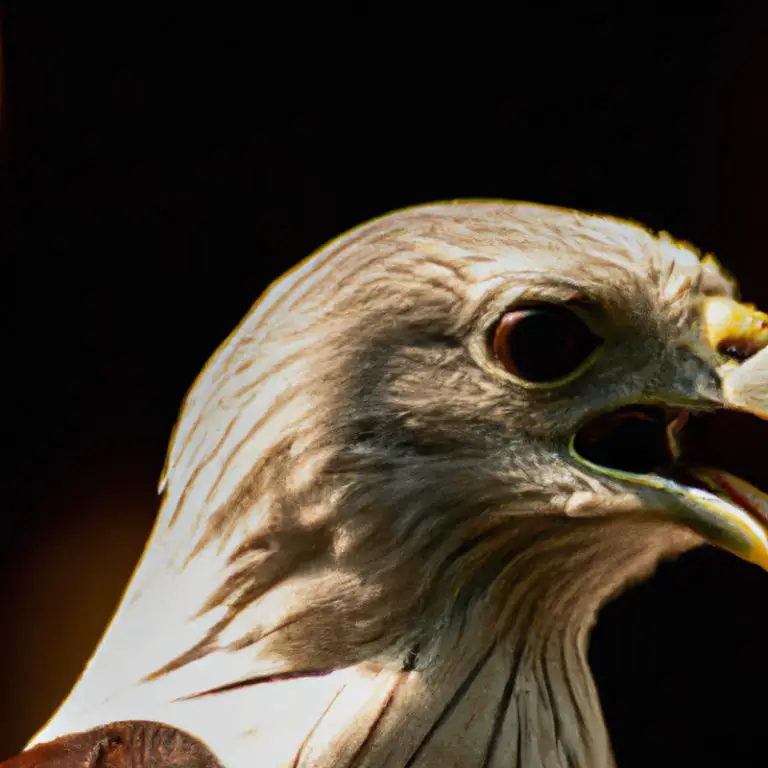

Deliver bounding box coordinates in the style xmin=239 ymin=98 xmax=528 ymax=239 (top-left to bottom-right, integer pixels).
xmin=30 ymin=508 xmax=691 ymax=766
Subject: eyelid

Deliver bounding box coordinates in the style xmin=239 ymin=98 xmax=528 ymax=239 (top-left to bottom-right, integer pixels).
xmin=504 ymin=297 xmax=607 ymax=337
xmin=466 ymin=295 xmax=607 ymax=390
xmin=466 ymin=280 xmax=587 ymax=339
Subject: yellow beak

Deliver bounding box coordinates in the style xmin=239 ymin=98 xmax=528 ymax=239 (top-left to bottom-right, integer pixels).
xmin=701 ymin=296 xmax=768 ymax=363
xmin=572 ymin=294 xmax=768 ymax=571
xmin=691 ymin=297 xmax=768 ymax=569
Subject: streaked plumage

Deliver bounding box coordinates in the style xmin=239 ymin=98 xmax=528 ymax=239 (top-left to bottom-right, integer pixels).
xmin=22 ymin=202 xmax=768 ymax=767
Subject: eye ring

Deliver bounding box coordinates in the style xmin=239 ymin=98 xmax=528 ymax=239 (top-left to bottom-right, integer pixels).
xmin=490 ymin=304 xmax=603 ymax=385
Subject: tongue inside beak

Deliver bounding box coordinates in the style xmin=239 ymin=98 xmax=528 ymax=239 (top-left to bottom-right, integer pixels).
xmin=690 ymin=467 xmax=768 ymax=528
xmin=682 ymin=467 xmax=768 ymax=569
xmin=697 ymin=313 xmax=768 ymax=567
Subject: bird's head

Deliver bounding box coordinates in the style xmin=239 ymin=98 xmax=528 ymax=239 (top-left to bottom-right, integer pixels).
xmin=28 ymin=202 xmax=767 ymax=768
xmin=138 ymin=201 xmax=767 ymax=680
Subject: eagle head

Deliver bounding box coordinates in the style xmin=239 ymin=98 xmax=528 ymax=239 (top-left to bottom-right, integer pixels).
xmin=27 ymin=202 xmax=767 ymax=768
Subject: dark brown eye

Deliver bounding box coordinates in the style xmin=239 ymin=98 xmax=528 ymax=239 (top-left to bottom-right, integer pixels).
xmin=491 ymin=305 xmax=602 ymax=383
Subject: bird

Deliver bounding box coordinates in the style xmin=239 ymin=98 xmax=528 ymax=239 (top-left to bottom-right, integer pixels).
xmin=9 ymin=201 xmax=768 ymax=768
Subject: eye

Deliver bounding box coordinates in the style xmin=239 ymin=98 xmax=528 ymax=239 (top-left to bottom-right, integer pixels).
xmin=491 ymin=305 xmax=602 ymax=383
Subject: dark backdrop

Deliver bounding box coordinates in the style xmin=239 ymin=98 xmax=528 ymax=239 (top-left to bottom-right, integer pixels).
xmin=3 ymin=9 xmax=767 ymax=768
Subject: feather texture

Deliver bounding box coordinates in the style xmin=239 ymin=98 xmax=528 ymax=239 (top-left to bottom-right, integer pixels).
xmin=29 ymin=202 xmax=742 ymax=767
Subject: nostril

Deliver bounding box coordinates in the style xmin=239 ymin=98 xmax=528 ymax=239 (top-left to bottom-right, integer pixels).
xmin=718 ymin=333 xmax=765 ymax=362
xmin=701 ymin=296 xmax=768 ymax=363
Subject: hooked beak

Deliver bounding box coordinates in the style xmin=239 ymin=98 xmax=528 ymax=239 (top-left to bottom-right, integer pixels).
xmin=571 ymin=297 xmax=768 ymax=570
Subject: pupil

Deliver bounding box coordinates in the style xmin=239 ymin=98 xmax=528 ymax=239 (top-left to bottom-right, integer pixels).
xmin=507 ymin=308 xmax=595 ymax=382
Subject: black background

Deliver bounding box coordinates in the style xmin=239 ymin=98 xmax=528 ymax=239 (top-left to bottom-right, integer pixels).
xmin=4 ymin=8 xmax=768 ymax=768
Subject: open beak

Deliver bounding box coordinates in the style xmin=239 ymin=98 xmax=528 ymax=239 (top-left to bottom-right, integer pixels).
xmin=571 ymin=297 xmax=768 ymax=571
